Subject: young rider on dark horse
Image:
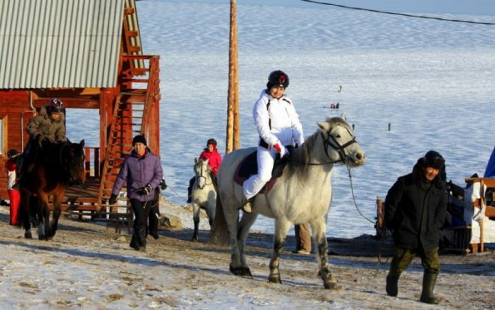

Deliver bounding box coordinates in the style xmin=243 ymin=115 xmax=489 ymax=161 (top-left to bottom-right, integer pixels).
xmin=14 ymin=98 xmax=66 ymax=189
xmin=242 ymin=70 xmax=304 ymax=213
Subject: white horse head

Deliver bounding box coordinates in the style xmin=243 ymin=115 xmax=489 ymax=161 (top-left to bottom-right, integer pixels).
xmin=191 ymin=158 xmax=216 ymax=242
xmin=194 ymin=158 xmax=210 ymax=189
xmin=315 ymin=116 xmax=365 ymax=167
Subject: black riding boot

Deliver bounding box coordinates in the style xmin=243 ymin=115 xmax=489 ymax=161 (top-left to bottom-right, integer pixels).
xmin=386 ymin=272 xmax=400 ymax=297
xmin=420 ymin=271 xmax=440 ymax=304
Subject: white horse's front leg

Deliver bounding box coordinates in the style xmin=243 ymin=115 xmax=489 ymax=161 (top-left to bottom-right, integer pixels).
xmin=311 ymin=219 xmax=337 ymax=289
xmin=226 ymin=209 xmax=245 ymax=275
xmin=268 ymin=219 xmax=291 ymax=284
xmin=191 ymin=203 xmax=201 ymax=242
xmin=237 ymin=212 xmax=258 ymax=271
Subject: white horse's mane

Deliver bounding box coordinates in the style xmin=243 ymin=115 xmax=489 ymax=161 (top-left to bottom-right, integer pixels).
xmin=288 ymin=117 xmax=351 ymax=177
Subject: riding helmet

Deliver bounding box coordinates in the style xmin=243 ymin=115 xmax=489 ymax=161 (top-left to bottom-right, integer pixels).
xmin=207 ymin=138 xmax=217 ymax=146
xmin=422 ymin=150 xmax=445 ymax=169
xmin=7 ymin=149 xmax=19 ymax=159
xmin=46 ymin=98 xmax=64 ymax=113
xmin=266 ymin=70 xmax=289 ymax=90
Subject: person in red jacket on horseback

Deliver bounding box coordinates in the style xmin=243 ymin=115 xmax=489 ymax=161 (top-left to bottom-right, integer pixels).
xmin=199 ymin=138 xmax=222 ymax=175
xmin=187 ymin=138 xmax=222 ymax=203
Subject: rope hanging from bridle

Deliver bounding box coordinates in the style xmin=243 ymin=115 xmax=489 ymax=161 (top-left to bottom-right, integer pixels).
xmin=345 ymin=165 xmax=375 ymax=224
xmin=345 ymin=165 xmax=390 ymax=276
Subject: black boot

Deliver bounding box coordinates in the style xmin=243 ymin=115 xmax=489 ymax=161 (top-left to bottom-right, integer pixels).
xmin=137 ymin=228 xmax=147 ymax=250
xmin=129 ymin=229 xmax=147 ymax=251
xmin=386 ymin=272 xmax=400 ymax=297
xmin=420 ymin=272 xmax=440 ymax=304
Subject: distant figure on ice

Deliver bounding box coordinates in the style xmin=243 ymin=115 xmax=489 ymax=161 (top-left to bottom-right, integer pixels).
xmin=109 ymin=135 xmax=163 ymax=251
xmin=5 ymin=149 xmax=21 ymax=225
xmin=241 ymin=70 xmax=304 ymax=213
xmin=187 ymin=138 xmax=222 ymax=203
xmin=384 ymin=150 xmax=447 ymax=304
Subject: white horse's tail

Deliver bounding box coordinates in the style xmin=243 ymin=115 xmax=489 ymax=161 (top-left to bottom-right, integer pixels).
xmin=208 ymin=193 xmax=229 ymax=246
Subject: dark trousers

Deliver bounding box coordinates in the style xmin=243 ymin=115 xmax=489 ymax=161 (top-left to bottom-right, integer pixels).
xmin=130 ymin=199 xmax=152 ymax=232
xmin=389 ymin=246 xmax=440 ymax=275
xmin=148 ymin=201 xmax=160 ymax=236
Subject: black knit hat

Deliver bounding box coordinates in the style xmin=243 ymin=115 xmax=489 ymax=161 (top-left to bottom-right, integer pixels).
xmin=132 ymin=135 xmax=147 ymax=146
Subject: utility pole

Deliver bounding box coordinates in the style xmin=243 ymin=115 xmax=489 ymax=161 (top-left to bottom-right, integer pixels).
xmin=226 ymin=0 xmax=239 ymax=153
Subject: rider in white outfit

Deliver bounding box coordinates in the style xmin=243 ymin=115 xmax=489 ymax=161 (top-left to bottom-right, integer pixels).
xmin=242 ymin=70 xmax=304 ymax=213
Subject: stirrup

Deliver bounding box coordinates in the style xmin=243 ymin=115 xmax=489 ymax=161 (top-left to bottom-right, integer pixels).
xmin=241 ymin=198 xmax=253 ymax=214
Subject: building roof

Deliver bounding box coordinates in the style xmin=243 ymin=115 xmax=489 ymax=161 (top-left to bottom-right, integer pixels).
xmin=0 ymin=0 xmax=138 ymax=89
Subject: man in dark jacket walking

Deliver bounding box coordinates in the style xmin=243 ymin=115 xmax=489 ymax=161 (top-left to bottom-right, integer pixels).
xmin=109 ymin=135 xmax=163 ymax=251
xmin=384 ymin=150 xmax=447 ymax=304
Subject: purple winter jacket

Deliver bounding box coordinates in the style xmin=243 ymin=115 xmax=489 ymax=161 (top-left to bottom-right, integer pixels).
xmin=111 ymin=148 xmax=163 ymax=201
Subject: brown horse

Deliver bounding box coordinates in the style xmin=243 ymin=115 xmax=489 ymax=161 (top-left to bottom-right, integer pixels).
xmin=19 ymin=140 xmax=86 ymax=240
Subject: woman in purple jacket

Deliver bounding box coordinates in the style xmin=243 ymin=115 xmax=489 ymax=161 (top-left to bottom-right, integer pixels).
xmin=109 ymin=135 xmax=163 ymax=251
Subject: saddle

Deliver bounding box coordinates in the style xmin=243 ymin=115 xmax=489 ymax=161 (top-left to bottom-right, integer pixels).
xmin=233 ymin=148 xmax=292 ymax=194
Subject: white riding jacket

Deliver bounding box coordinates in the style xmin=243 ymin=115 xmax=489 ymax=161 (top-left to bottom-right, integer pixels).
xmin=253 ymin=89 xmax=304 ymax=148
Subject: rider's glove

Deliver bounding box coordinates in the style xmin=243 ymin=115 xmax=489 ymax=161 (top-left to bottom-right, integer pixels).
xmin=274 ymin=143 xmax=289 ymax=158
xmin=108 ymin=194 xmax=118 ymax=205
xmin=159 ymin=178 xmax=167 ymax=190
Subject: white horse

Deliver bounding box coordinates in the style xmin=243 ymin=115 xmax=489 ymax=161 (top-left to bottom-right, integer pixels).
xmin=210 ymin=116 xmax=365 ymax=289
xmin=191 ymin=158 xmax=216 ymax=242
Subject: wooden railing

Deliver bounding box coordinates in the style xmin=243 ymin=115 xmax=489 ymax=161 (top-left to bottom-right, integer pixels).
xmin=121 ymin=54 xmax=161 ymax=154
xmin=84 ymin=147 xmax=100 ymax=178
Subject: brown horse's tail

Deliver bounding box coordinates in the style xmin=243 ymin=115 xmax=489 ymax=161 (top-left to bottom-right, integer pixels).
xmin=208 ymin=193 xmax=229 ymax=246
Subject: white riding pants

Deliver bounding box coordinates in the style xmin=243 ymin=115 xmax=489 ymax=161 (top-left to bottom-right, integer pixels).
xmin=243 ymin=146 xmax=278 ymax=200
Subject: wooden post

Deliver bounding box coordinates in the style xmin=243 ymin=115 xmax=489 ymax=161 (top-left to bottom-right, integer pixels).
xmin=226 ymin=0 xmax=239 ymax=153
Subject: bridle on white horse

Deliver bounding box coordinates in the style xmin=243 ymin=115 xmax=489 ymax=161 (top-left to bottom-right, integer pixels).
xmin=321 ymin=125 xmax=358 ymax=165
xmin=288 ymin=126 xmax=358 ymax=166
xmin=195 ymin=162 xmax=213 ymax=190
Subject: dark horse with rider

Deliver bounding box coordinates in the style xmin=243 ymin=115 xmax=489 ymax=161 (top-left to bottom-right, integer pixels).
xmin=16 ymin=99 xmax=86 ymax=240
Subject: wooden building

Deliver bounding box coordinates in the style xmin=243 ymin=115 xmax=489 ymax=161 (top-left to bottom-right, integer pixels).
xmin=0 ymin=0 xmax=161 ymax=213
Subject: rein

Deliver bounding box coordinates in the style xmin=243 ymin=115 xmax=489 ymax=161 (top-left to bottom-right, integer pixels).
xmin=290 ymin=126 xmax=358 ymax=166
xmin=345 ymin=165 xmax=388 ymax=276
